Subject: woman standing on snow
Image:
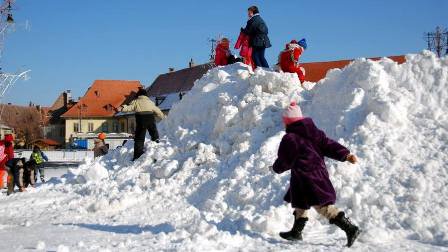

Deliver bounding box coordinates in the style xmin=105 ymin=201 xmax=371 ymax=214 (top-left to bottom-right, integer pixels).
xmin=117 ymin=88 xmax=165 ymax=161
xmin=272 ymin=102 xmax=361 ymax=247
xmin=241 ymin=5 xmax=271 ymax=68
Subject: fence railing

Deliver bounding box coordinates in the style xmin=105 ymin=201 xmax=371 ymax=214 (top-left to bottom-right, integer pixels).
xmin=15 ymin=149 xmax=94 ymax=162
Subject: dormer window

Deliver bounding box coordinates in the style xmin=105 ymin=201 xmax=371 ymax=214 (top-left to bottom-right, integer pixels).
xmin=105 ymin=104 xmax=113 ymax=111
xmin=94 ymin=90 xmax=100 ymax=97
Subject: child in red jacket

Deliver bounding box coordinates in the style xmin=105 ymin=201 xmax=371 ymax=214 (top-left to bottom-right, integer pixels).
xmin=278 ymin=39 xmax=307 ymax=85
xmin=215 ymin=38 xmax=231 ymax=66
xmin=0 ymin=134 xmax=14 ymax=189
xmin=214 ymin=38 xmax=241 ymax=66
xmin=235 ymin=32 xmax=255 ymax=69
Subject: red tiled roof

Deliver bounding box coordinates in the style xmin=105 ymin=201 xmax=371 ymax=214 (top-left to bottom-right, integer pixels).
xmin=302 ymin=55 xmax=406 ymax=82
xmin=41 ymin=138 xmax=61 ymax=146
xmin=49 ymin=93 xmax=65 ymax=111
xmin=30 ymin=138 xmax=62 ymax=146
xmin=147 ymin=63 xmax=213 ymax=97
xmin=62 ymin=80 xmax=142 ymax=118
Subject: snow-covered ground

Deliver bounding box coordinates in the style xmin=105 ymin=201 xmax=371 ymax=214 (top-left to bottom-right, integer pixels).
xmin=1 ymin=51 xmax=448 ymax=251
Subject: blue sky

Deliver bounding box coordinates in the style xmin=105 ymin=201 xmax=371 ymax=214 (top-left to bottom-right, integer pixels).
xmin=2 ymin=0 xmax=447 ymax=106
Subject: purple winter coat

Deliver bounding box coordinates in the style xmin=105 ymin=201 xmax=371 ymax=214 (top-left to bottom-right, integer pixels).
xmin=273 ymin=118 xmax=350 ymax=209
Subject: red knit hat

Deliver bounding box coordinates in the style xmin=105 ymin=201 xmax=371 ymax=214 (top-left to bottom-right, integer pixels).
xmin=98 ymin=132 xmax=106 ymax=140
xmin=282 ymin=101 xmax=303 ymax=126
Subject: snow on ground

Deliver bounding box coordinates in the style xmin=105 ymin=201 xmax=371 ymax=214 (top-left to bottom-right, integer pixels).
xmin=1 ymin=51 xmax=448 ymax=251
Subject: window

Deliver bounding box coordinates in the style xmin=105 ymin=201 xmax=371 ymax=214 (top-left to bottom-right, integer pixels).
xmin=73 ymin=123 xmax=80 ymax=133
xmin=130 ymin=122 xmax=135 ymax=133
xmin=120 ymin=121 xmax=125 ymax=132
xmin=101 ymin=122 xmax=109 ymax=132
xmin=112 ymin=122 xmax=119 ymax=132
xmin=88 ymin=122 xmax=94 ymax=132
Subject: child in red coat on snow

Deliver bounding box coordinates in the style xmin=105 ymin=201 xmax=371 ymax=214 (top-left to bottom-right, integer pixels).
xmin=278 ymin=39 xmax=307 ymax=85
xmin=214 ymin=38 xmax=240 ymax=66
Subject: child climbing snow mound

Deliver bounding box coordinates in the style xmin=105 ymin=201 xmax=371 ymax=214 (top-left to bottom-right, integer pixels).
xmin=272 ymin=101 xmax=361 ymax=247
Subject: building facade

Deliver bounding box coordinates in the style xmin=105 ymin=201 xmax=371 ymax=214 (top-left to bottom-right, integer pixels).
xmin=61 ymin=80 xmax=142 ymax=147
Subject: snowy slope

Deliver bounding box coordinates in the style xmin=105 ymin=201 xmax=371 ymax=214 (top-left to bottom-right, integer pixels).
xmin=1 ymin=51 xmax=448 ymax=251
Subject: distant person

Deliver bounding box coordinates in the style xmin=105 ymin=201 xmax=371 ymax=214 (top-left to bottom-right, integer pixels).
xmin=23 ymin=160 xmax=35 ymax=187
xmin=93 ymin=133 xmax=109 ymax=158
xmin=241 ymin=5 xmax=271 ymax=68
xmin=25 ymin=159 xmax=38 ymax=187
xmin=5 ymin=157 xmax=27 ymax=195
xmin=272 ymin=102 xmax=361 ymax=247
xmin=0 ymin=134 xmax=14 ymax=190
xmin=117 ymin=88 xmax=165 ymax=161
xmin=29 ymin=146 xmax=48 ymax=183
xmin=278 ymin=39 xmax=307 ymax=85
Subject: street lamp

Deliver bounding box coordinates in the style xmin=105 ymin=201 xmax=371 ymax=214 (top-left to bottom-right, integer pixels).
xmin=6 ymin=13 xmax=13 ymax=23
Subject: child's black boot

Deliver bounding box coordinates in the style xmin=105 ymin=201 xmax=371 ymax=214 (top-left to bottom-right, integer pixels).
xmin=330 ymin=212 xmax=361 ymax=247
xmin=279 ymin=212 xmax=308 ymax=241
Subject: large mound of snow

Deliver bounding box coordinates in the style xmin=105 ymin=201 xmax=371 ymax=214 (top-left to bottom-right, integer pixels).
xmin=1 ymin=51 xmax=447 ymax=251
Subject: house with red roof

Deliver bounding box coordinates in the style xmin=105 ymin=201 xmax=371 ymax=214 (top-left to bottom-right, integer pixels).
xmin=61 ymin=80 xmax=142 ymax=145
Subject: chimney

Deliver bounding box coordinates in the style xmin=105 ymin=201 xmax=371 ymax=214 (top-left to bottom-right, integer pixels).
xmin=66 ymin=90 xmax=72 ymax=102
xmin=189 ymin=58 xmax=195 ymax=68
xmin=63 ymin=92 xmax=68 ymax=108
xmin=168 ymin=67 xmax=175 ymax=73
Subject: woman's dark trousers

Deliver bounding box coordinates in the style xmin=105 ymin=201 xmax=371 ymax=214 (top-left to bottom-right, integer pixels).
xmin=134 ymin=113 xmax=159 ymax=161
xmin=252 ymin=47 xmax=269 ymax=68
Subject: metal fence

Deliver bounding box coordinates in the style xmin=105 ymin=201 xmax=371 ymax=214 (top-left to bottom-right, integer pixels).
xmin=15 ymin=149 xmax=94 ymax=162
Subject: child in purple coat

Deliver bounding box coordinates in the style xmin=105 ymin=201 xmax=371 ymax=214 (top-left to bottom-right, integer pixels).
xmin=273 ymin=102 xmax=360 ymax=247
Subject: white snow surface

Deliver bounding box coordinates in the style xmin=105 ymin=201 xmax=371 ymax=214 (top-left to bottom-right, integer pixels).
xmin=1 ymin=51 xmax=448 ymax=251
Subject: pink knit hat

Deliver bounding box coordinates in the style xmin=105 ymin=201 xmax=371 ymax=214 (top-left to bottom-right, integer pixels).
xmin=282 ymin=101 xmax=304 ymax=126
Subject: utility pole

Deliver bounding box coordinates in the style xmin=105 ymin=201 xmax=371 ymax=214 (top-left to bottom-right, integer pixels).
xmin=424 ymin=26 xmax=448 ymax=57
xmin=77 ymin=103 xmax=87 ymax=133
xmin=208 ymin=38 xmax=217 ymax=62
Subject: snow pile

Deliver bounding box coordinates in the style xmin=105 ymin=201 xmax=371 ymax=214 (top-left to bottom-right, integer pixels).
xmin=37 ymin=51 xmax=448 ymax=250
xmin=303 ymin=51 xmax=448 ymax=244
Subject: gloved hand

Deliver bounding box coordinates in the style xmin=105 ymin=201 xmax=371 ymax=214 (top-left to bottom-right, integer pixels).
xmin=346 ymin=154 xmax=358 ymax=164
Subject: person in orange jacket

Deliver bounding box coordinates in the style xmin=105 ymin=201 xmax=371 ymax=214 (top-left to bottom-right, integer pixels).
xmin=0 ymin=134 xmax=14 ymax=190
xmin=278 ymin=39 xmax=307 ymax=85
